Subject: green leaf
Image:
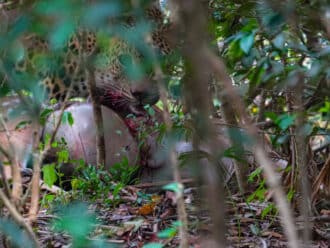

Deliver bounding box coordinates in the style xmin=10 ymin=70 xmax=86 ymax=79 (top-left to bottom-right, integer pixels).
xmin=248 ymin=62 xmax=266 ymax=87
xmin=143 ymin=243 xmax=164 ymax=248
xmin=57 ymin=149 xmax=69 ymax=163
xmin=276 ymin=114 xmax=295 ymax=131
xmin=35 ymin=0 xmax=72 ymax=15
xmin=248 ymin=167 xmax=262 ymax=183
xmin=51 ymin=141 xmax=58 ymax=148
xmin=247 ymin=192 xmax=256 ymax=202
xmin=42 ymin=164 xmax=57 ymax=187
xmin=319 ymin=101 xmax=330 ymax=120
xmin=273 ymin=33 xmax=285 ymax=50
xmin=67 ymin=112 xmax=74 ymax=126
xmin=255 ymin=187 xmax=267 ymax=200
xmin=276 ymin=134 xmax=289 ymax=145
xmin=112 ymin=182 xmax=124 ymax=198
xmin=240 ymin=32 xmax=255 ymax=54
xmin=172 ymin=221 xmax=182 ymax=227
xmin=287 ymin=188 xmax=295 ymax=202
xmin=264 ymin=112 xmax=277 ymax=122
xmin=147 ymin=106 xmax=155 ymax=116
xmin=50 ymin=22 xmax=75 ymax=50
xmin=241 ymin=48 xmax=257 ymax=67
xmin=319 ymin=101 xmax=330 ymax=113
xmin=44 ymin=194 xmax=55 ymax=203
xmin=300 ymin=123 xmax=313 ymax=136
xmin=223 ymin=146 xmax=246 ymax=163
xmin=227 ymin=40 xmax=244 ymax=60
xmin=62 ymin=111 xmax=74 ymax=126
xmin=157 ymin=227 xmax=177 ymax=239
xmin=40 ymin=108 xmax=53 ymax=126
xmin=213 ymin=98 xmax=221 ymax=107
xmin=227 ymin=127 xmax=253 ymax=146
xmin=262 ymin=11 xmax=284 ymax=34
xmin=0 ymin=219 xmax=34 ymax=248
xmin=119 ymin=53 xmax=144 ymax=80
xmin=163 ymin=182 xmax=183 ymax=194
xmin=15 ymin=120 xmax=32 ymax=130
xmin=82 ymin=2 xmax=121 ymax=27
xmin=261 ymin=203 xmax=275 ymax=219
xmin=0 ymin=81 xmax=10 ymax=97
xmin=50 ymin=98 xmax=58 ymax=105
xmin=71 ymin=178 xmax=84 ymax=190
xmin=8 ymin=41 xmax=25 ymax=62
xmin=53 ymin=203 xmax=96 ymax=247
xmin=43 ymin=133 xmax=51 ymax=148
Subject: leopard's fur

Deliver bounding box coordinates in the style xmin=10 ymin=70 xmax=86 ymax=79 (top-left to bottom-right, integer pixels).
xmin=10 ymin=3 xmax=172 ymax=107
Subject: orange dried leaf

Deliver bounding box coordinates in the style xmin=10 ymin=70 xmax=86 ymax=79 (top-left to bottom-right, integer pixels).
xmin=137 ymin=202 xmax=156 ymax=216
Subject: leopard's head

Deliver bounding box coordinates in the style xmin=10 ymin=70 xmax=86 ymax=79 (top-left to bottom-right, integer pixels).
xmin=10 ymin=1 xmax=173 ymax=110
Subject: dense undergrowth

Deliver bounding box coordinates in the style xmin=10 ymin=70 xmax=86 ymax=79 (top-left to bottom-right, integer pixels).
xmin=0 ymin=0 xmax=329 ymax=247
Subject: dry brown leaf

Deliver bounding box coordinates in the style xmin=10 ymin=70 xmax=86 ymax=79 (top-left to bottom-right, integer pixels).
xmin=137 ymin=202 xmax=157 ymax=216
xmin=262 ymin=231 xmax=283 ymax=239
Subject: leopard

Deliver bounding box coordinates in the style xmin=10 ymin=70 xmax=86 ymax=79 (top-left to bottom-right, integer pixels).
xmin=7 ymin=1 xmax=173 ymax=114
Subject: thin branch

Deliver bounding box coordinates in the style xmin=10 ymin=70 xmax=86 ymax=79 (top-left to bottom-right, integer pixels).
xmin=29 ymin=88 xmax=72 ymax=221
xmin=218 ymin=90 xmax=249 ymax=194
xmin=158 ymin=85 xmax=189 ymax=248
xmin=205 ymin=49 xmax=300 ymax=248
xmin=0 ymin=112 xmax=22 ymax=207
xmin=28 ymin=125 xmax=41 ymax=222
xmin=0 ymin=114 xmax=12 ymax=197
xmin=86 ymin=62 xmax=105 ymax=167
xmin=153 ymin=52 xmax=189 ymax=248
xmin=312 ymin=154 xmax=330 ymax=203
xmin=0 ymin=161 xmax=10 ymax=199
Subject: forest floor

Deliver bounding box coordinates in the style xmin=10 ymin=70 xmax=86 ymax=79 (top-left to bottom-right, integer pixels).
xmin=33 ymin=181 xmax=330 ymax=248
